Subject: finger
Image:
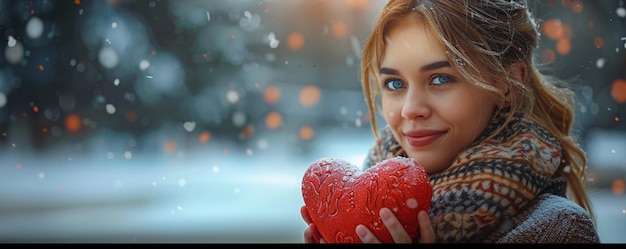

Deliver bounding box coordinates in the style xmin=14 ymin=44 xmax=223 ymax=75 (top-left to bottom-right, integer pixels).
xmin=356 ymin=224 xmax=381 ymax=244
xmin=304 ymin=223 xmax=320 ymax=243
xmin=417 ymin=211 xmax=435 ymax=243
xmin=300 ymin=206 xmax=312 ymax=224
xmin=311 ymin=223 xmax=322 ymax=242
xmin=301 ymin=207 xmax=323 ymax=243
xmin=303 ymin=223 xmax=314 ymax=243
xmin=379 ymin=207 xmax=412 ymax=243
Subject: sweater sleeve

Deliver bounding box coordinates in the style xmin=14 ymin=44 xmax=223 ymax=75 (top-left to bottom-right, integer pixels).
xmin=496 ymin=193 xmax=599 ymax=243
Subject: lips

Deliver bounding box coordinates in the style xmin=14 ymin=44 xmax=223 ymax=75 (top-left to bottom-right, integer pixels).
xmin=404 ymin=129 xmax=445 ymax=147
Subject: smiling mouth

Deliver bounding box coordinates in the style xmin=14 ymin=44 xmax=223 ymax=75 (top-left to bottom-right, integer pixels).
xmin=404 ymin=131 xmax=445 ymax=147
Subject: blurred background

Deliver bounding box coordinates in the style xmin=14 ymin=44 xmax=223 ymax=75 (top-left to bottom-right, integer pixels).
xmin=0 ymin=0 xmax=624 ymax=243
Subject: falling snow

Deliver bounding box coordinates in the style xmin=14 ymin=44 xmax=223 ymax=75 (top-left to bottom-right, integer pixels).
xmin=0 ymin=0 xmax=623 ymax=243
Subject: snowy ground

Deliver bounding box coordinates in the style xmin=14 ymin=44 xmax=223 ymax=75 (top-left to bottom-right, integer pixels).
xmin=0 ymin=129 xmax=624 ymax=243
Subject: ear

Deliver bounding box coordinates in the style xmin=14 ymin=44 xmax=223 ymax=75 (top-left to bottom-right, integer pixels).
xmin=503 ymin=61 xmax=526 ymax=104
xmin=508 ymin=61 xmax=527 ymax=83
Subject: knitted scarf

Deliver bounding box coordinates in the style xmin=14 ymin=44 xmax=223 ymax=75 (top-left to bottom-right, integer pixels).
xmin=362 ymin=107 xmax=569 ymax=243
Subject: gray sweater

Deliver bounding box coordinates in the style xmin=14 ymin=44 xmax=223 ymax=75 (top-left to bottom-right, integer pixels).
xmin=494 ymin=193 xmax=599 ymax=243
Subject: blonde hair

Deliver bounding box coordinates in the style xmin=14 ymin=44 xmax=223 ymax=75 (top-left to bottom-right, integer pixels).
xmin=361 ymin=0 xmax=594 ymax=221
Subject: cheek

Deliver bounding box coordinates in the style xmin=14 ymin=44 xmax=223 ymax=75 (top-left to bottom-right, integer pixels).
xmin=449 ymin=95 xmax=495 ymax=137
xmin=445 ymin=90 xmax=495 ymax=116
xmin=381 ymin=97 xmax=401 ymax=124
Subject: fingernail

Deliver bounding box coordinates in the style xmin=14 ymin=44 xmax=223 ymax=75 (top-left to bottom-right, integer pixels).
xmin=380 ymin=208 xmax=391 ymax=220
xmin=419 ymin=211 xmax=428 ymax=219
xmin=356 ymin=225 xmax=367 ymax=237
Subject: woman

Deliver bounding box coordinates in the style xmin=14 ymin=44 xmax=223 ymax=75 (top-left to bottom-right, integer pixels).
xmin=301 ymin=0 xmax=599 ymax=243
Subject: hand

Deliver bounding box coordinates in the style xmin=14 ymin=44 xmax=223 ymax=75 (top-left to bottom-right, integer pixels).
xmin=356 ymin=208 xmax=435 ymax=243
xmin=300 ymin=205 xmax=325 ymax=243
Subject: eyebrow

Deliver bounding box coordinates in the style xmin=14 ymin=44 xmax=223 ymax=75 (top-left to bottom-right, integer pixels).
xmin=379 ymin=61 xmax=451 ymax=75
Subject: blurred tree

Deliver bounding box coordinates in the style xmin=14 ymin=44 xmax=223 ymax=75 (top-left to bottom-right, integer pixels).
xmin=0 ymin=0 xmax=623 ymax=154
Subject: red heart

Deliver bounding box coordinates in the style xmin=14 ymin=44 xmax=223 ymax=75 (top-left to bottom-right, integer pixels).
xmin=301 ymin=156 xmax=432 ymax=243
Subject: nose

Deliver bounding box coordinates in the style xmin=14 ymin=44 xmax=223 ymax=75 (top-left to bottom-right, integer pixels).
xmin=400 ymin=88 xmax=430 ymax=120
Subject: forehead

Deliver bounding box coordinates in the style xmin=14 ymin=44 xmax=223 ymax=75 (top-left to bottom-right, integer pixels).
xmin=384 ymin=14 xmax=441 ymax=44
xmin=381 ymin=15 xmax=446 ymax=63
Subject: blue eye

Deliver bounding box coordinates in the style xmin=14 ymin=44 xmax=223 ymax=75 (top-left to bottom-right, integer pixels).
xmin=431 ymin=75 xmax=452 ymax=85
xmin=385 ymin=78 xmax=405 ymax=90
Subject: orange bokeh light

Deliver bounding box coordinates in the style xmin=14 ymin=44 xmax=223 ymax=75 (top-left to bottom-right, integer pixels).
xmin=127 ymin=111 xmax=137 ymax=122
xmin=65 ymin=114 xmax=82 ymax=133
xmin=265 ymin=111 xmax=282 ymax=130
xmin=299 ymin=85 xmax=321 ymax=108
xmin=300 ymin=126 xmax=314 ymax=141
xmin=611 ymin=79 xmax=626 ymax=104
xmin=199 ymin=131 xmax=211 ymax=143
xmin=594 ymin=37 xmax=604 ymax=49
xmin=561 ymin=0 xmax=572 ymax=8
xmin=240 ymin=124 xmax=255 ymax=139
xmin=556 ymin=38 xmax=571 ymax=55
xmin=163 ymin=140 xmax=177 ymax=154
xmin=612 ymin=178 xmax=625 ymax=196
xmin=345 ymin=0 xmax=368 ymax=8
xmin=287 ymin=32 xmax=305 ymax=51
xmin=331 ymin=20 xmax=349 ymax=40
xmin=264 ymin=85 xmax=281 ymax=105
xmin=562 ymin=24 xmax=573 ymax=40
xmin=571 ymin=0 xmax=584 ymax=13
xmin=541 ymin=19 xmax=564 ymax=41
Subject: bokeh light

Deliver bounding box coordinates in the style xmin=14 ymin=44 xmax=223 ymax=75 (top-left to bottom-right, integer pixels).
xmin=0 ymin=0 xmax=623 ymax=243
xmin=64 ymin=114 xmax=82 ymax=133
xmin=556 ymin=38 xmax=572 ymax=55
xmin=126 ymin=111 xmax=138 ymax=122
xmin=286 ymin=32 xmax=305 ymax=51
xmin=163 ymin=140 xmax=176 ymax=154
xmin=198 ymin=131 xmax=211 ymax=143
xmin=265 ymin=111 xmax=282 ymax=130
xmin=611 ymin=79 xmax=626 ymax=104
xmin=264 ymin=85 xmax=281 ymax=105
xmin=542 ymin=19 xmax=564 ymax=40
xmin=331 ymin=20 xmax=349 ymax=40
xmin=612 ymin=178 xmax=625 ymax=196
xmin=299 ymin=125 xmax=314 ymax=141
xmin=240 ymin=124 xmax=255 ymax=139
xmin=299 ymin=85 xmax=321 ymax=108
xmin=26 ymin=16 xmax=44 ymax=39
xmin=346 ymin=0 xmax=368 ymax=8
xmin=571 ymin=0 xmax=585 ymax=13
xmin=594 ymin=37 xmax=604 ymax=49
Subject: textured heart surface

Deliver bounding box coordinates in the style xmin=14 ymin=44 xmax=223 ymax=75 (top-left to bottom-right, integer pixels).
xmin=301 ymin=156 xmax=432 ymax=243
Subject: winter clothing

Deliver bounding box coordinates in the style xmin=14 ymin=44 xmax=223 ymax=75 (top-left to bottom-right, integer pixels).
xmin=363 ymin=108 xmax=599 ymax=243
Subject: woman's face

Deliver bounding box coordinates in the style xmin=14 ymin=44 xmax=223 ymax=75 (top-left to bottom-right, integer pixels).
xmin=380 ymin=15 xmax=497 ymax=174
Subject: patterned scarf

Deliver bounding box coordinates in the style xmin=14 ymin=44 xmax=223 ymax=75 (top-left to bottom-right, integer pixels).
xmin=362 ymin=107 xmax=568 ymax=243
